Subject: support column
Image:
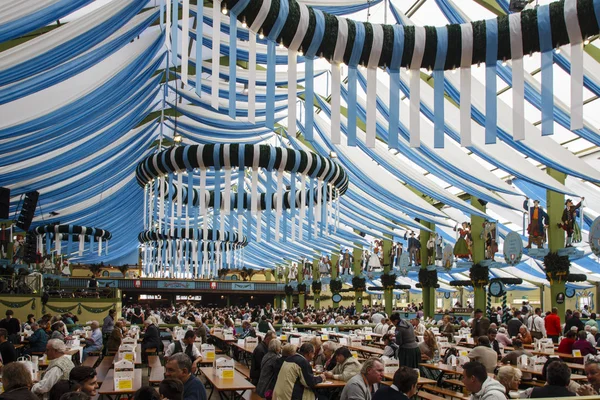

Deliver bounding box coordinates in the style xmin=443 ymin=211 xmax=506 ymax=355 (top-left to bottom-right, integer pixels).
xmin=353 ymin=246 xmax=363 ymax=314
xmin=383 ymin=235 xmax=393 ymax=317
xmin=274 ymin=295 xmax=280 ymax=309
xmin=596 ymin=283 xmax=600 ymax=313
xmin=420 ymin=221 xmax=435 ymax=318
xmin=471 ymin=196 xmax=487 ymax=312
xmin=331 ymin=252 xmax=339 ymax=280
xmin=298 ymin=263 xmax=305 ymax=309
xmin=547 ymin=168 xmax=567 ymax=322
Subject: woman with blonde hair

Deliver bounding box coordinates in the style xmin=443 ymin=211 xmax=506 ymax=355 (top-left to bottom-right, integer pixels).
xmin=497 ymin=366 xmax=521 ymax=398
xmin=418 ymin=330 xmax=439 ymax=360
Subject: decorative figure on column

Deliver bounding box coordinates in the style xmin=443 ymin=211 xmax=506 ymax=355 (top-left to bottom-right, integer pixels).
xmin=362 ymin=250 xmax=370 ymax=272
xmin=404 ymin=231 xmax=421 ymax=266
xmin=558 ymin=198 xmax=584 ymax=248
xmin=426 ymin=236 xmax=435 ymax=265
xmin=340 ymin=249 xmax=353 ymax=275
xmin=302 ymin=258 xmax=312 ymax=280
xmin=319 ymin=255 xmax=331 ymax=278
xmin=391 ymin=242 xmax=403 ymax=270
xmin=453 ymin=222 xmax=472 ymax=260
xmin=435 ymin=235 xmax=443 ymax=262
xmin=523 ymin=198 xmax=548 ymax=249
xmin=483 ymin=221 xmax=498 ymax=260
xmin=288 ymin=263 xmax=298 ymax=281
xmin=368 ymin=241 xmax=382 ymax=272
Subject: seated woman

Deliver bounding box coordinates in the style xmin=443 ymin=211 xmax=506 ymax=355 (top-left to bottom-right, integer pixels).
xmin=572 ymin=330 xmax=598 ymax=356
xmin=418 ymin=330 xmax=438 ymax=361
xmin=0 ymin=362 xmax=38 ymax=400
xmin=497 ymin=366 xmax=521 ymax=398
xmin=324 ymin=347 xmax=361 ymax=382
xmin=106 ymin=321 xmax=124 ymax=352
xmin=557 ymin=330 xmax=577 ymax=354
xmin=517 ymin=325 xmax=533 ymax=345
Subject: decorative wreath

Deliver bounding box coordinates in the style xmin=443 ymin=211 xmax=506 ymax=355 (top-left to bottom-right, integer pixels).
xmin=136 ymin=144 xmax=348 ymax=194
xmin=284 ymin=284 xmax=294 ymax=296
xmin=543 ymin=251 xmax=571 ymax=282
xmin=138 ymin=228 xmax=247 ymax=246
xmin=311 ymin=280 xmax=322 ymax=293
xmin=223 ymin=0 xmax=599 ymax=69
xmin=380 ymin=273 xmax=397 ymax=289
xmin=297 ymin=283 xmax=307 ymax=294
xmin=418 ymin=268 xmax=438 ymax=288
xmin=329 ymin=278 xmax=343 ymax=293
xmin=470 ymin=263 xmax=490 ymax=287
xmin=351 ymin=276 xmax=366 ymax=291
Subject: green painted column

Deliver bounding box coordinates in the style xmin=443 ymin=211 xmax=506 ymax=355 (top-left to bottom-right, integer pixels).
xmin=331 ymin=252 xmax=339 ymax=280
xmin=547 ymin=168 xmax=567 ymax=322
xmin=471 ymin=196 xmax=487 ymax=312
xmin=353 ymin=246 xmax=363 ymax=314
xmin=298 ymin=263 xmax=305 ymax=309
xmin=264 ymin=269 xmax=272 ymax=281
xmin=383 ymin=236 xmax=393 ymax=317
xmin=420 ymin=221 xmax=435 ymax=318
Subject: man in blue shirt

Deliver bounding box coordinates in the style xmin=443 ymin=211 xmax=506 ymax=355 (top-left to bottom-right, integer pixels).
xmin=165 ymin=353 xmax=207 ymax=400
xmin=83 ymin=321 xmax=102 ymax=360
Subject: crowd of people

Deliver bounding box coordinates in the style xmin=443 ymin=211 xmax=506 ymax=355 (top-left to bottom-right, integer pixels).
xmin=0 ymin=301 xmax=599 ymax=399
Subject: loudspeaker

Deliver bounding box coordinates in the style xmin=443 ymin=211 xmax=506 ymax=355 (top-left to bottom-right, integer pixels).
xmin=16 ymin=191 xmax=39 ymax=231
xmin=0 ymin=187 xmax=9 ymax=219
xmin=23 ymin=232 xmax=37 ymax=264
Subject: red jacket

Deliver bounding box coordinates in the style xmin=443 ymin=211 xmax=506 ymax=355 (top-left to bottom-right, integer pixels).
xmin=545 ymin=313 xmax=561 ymax=336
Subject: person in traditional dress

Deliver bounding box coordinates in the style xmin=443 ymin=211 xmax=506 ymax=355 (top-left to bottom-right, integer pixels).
xmin=319 ymin=255 xmax=331 ymax=277
xmin=435 ymin=235 xmax=443 ymax=261
xmin=558 ymin=198 xmax=584 ymax=248
xmin=391 ymin=242 xmax=403 ymax=269
xmin=288 ymin=263 xmax=298 ymax=281
xmin=426 ymin=236 xmax=435 ymax=265
xmin=484 ymin=221 xmax=498 ymax=260
xmin=362 ymin=250 xmax=370 ymax=271
xmin=524 ymin=198 xmax=549 ymax=249
xmin=302 ymin=258 xmax=312 ymax=280
xmin=404 ymin=231 xmax=420 ymax=266
xmin=340 ymin=249 xmax=353 ymax=275
xmin=453 ymin=222 xmax=471 ymax=259
xmin=368 ymin=242 xmax=382 ymax=271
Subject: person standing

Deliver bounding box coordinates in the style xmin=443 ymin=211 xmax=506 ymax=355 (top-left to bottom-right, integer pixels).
xmin=471 ymin=309 xmax=491 ymax=342
xmin=564 ymin=311 xmax=585 ymax=333
xmin=340 ymin=358 xmax=385 ymax=400
xmin=507 ymin=311 xmax=523 ymax=338
xmin=545 ymin=307 xmax=562 ymax=343
xmin=102 ymin=309 xmax=116 ymax=336
xmin=390 ymin=313 xmax=420 ymax=368
xmin=0 ymin=310 xmax=20 ymax=344
xmin=523 ymin=199 xmax=548 ymax=249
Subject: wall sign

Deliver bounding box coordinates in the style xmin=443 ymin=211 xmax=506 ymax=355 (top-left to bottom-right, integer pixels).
xmin=157 ymin=281 xmax=193 ymax=289
xmin=503 ymin=231 xmax=524 ymax=266
xmin=556 ymin=292 xmax=565 ymax=304
xmin=565 ymin=287 xmax=576 ymax=298
xmin=232 ymin=282 xmax=255 ymax=291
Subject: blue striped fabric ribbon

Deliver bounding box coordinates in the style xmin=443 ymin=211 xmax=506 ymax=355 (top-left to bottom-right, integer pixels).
xmin=485 ymin=18 xmax=498 ymax=144
xmin=537 ymin=5 xmax=553 ymax=136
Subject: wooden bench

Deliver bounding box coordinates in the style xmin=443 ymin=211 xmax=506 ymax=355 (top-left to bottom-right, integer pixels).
xmin=234 ymin=361 xmax=251 ymax=378
xmin=422 ymin=385 xmax=469 ymax=400
xmin=95 ymin=356 xmax=114 ymax=384
xmin=521 ymin=380 xmax=545 ymax=387
xmin=149 ymin=366 xmax=165 ymax=384
xmin=148 ymin=356 xmax=162 ymax=369
xmin=418 ymin=391 xmax=445 ymax=400
xmin=82 ymin=356 xmax=99 ymax=368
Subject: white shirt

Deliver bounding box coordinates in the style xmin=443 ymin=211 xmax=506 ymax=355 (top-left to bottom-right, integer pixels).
xmin=587 ymin=332 xmax=597 ymax=347
xmin=371 ymin=313 xmax=385 ymax=325
xmin=165 ymin=340 xmax=201 ymax=359
xmin=414 ymin=323 xmax=426 ymax=336
xmin=526 ymin=314 xmax=546 ymax=337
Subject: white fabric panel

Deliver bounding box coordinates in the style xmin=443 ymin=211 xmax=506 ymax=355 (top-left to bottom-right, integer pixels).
xmin=0 ymin=0 xmax=143 ymax=71
xmin=0 ymin=31 xmax=161 ymax=128
xmin=181 ymin=0 xmax=190 ymax=85
xmin=192 ymin=61 xmax=326 ymax=83
xmin=409 ymin=26 xmax=426 ymax=147
xmin=508 ymin=13 xmax=525 ymax=141
xmin=443 ymin=63 xmax=600 ymax=184
xmin=289 ymin=4 xmax=310 ymax=51
xmin=0 ymin=0 xmax=59 ymax=24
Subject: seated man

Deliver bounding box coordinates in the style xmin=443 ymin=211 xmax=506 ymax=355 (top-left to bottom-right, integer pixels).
xmin=31 ymin=339 xmax=75 ymax=397
xmin=82 ymin=321 xmax=102 ymax=359
xmin=274 ymin=343 xmax=325 ymax=400
xmin=238 ymin=321 xmax=256 ymax=339
xmin=164 ymin=353 xmax=208 ymax=400
xmin=341 ymin=358 xmax=384 ymax=400
xmin=165 ymin=330 xmax=202 ymax=372
xmin=141 ymin=319 xmax=162 ymax=356
xmin=500 ymin=339 xmax=533 ymax=366
xmin=461 ymin=361 xmax=506 ymax=400
xmin=0 ymin=328 xmax=17 ymax=365
xmin=468 ymin=336 xmax=498 ymax=373
xmin=530 ymin=361 xmax=576 ymax=398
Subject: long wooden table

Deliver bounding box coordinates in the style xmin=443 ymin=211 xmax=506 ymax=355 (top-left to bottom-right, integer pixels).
xmin=199 ymin=367 xmax=255 ymax=399
xmin=97 ymin=369 xmax=142 ymax=399
xmin=346 ymin=344 xmax=385 ymax=357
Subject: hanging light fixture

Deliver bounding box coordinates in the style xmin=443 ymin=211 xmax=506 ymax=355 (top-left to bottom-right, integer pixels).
xmin=173 ymin=133 xmax=183 ymax=144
